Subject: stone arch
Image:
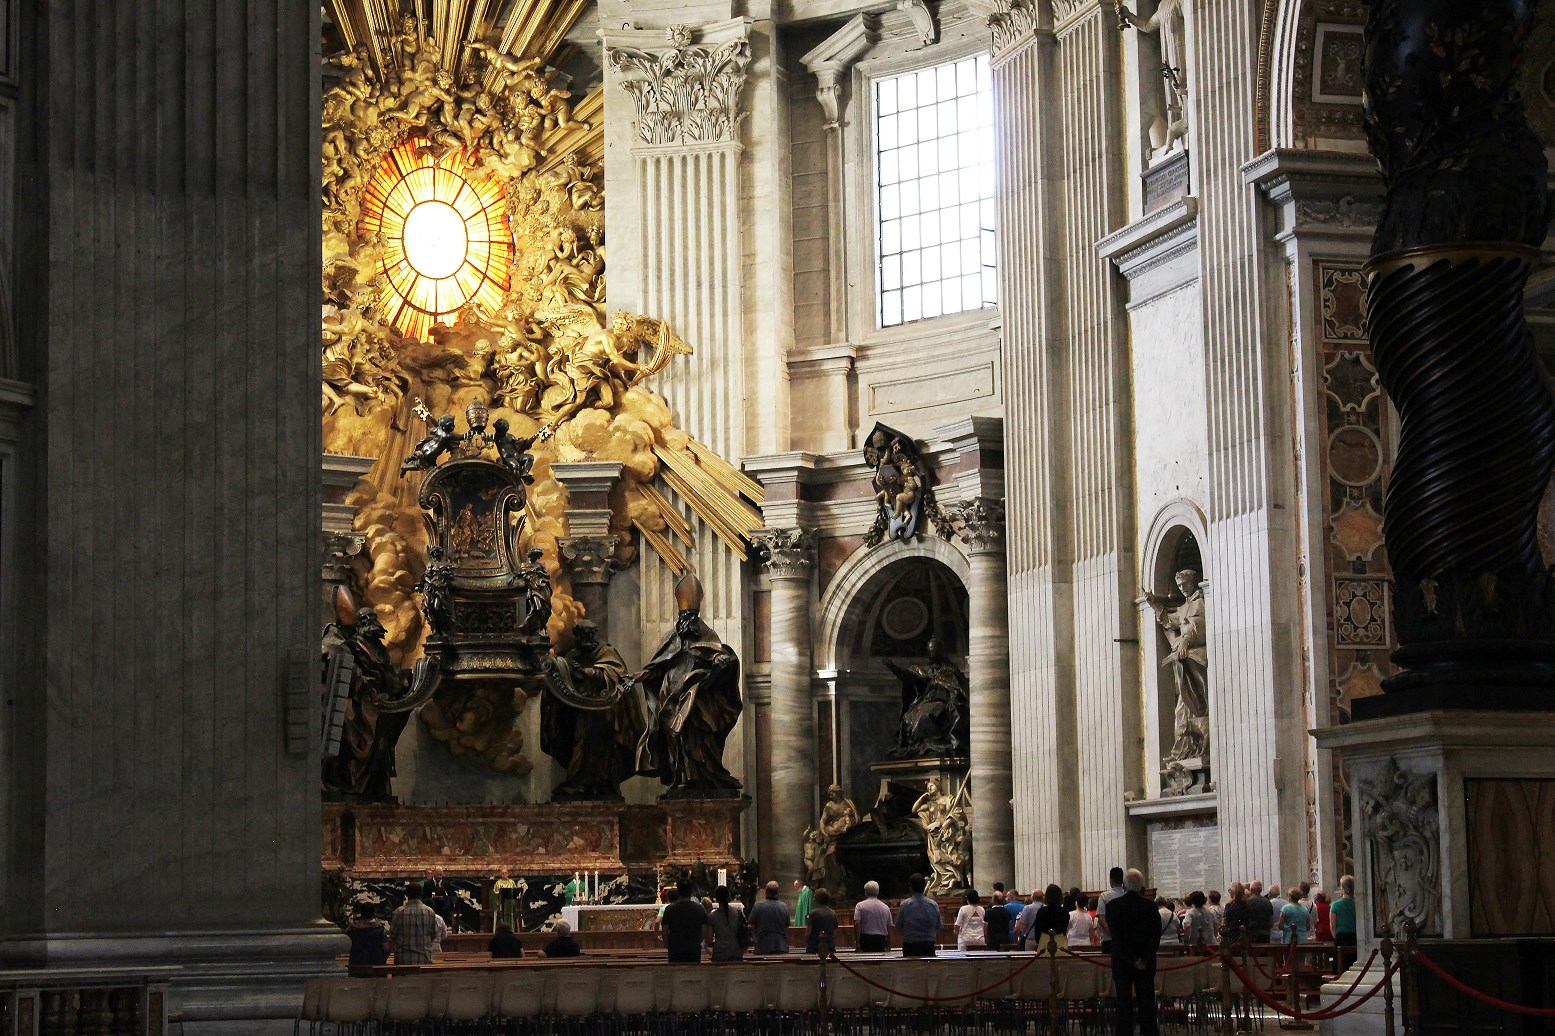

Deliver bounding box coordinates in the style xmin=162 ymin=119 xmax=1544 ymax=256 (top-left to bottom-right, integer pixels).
xmin=815 ymin=535 xmax=970 ymax=671
xmin=1141 ymin=497 xmax=1209 ymax=593
xmin=1260 ymin=0 xmax=1305 ymax=151
xmin=814 ymin=537 xmax=970 ymax=809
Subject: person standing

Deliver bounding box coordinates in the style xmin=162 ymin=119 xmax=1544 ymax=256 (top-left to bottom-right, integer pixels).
xmin=750 ymin=881 xmax=792 ymax=954
xmin=1280 ymin=888 xmax=1311 ymax=944
xmin=896 ymin=873 xmax=941 ymax=957
xmin=1156 ymin=898 xmax=1182 ymax=946
xmin=1331 ymin=875 xmax=1358 ymax=969
xmin=1221 ymin=883 xmax=1249 ymax=945
xmin=389 ymin=883 xmax=438 ymax=965
xmin=1097 ymin=867 xmax=1127 ymax=951
xmin=1067 ymin=896 xmax=1100 ymax=948
xmin=346 ymin=904 xmax=389 ymax=968
xmin=985 ymin=892 xmax=1013 ymax=951
xmin=658 ymin=880 xmax=712 ymax=962
xmin=1106 ymin=870 xmax=1163 ymax=1036
xmin=954 ymin=889 xmax=987 ymax=950
xmin=1243 ymin=883 xmax=1274 ymax=946
xmin=1206 ymin=890 xmax=1224 ymax=934
xmin=794 ymin=880 xmax=814 ymax=927
xmin=806 ymin=889 xmax=839 ymax=955
xmin=1181 ymin=891 xmax=1214 ymax=951
xmin=1312 ymin=891 xmax=1333 ymax=943
xmin=853 ymin=881 xmax=893 ymax=952
xmin=708 ymin=885 xmax=748 ymax=962
xmin=1018 ymin=884 xmax=1069 ymax=951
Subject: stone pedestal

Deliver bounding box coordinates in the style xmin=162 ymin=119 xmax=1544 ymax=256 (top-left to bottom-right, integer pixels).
xmin=1314 ymin=710 xmax=1555 ymax=942
xmin=659 ymin=796 xmax=751 ymax=868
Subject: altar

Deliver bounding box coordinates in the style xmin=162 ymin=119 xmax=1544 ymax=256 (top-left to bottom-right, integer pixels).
xmin=560 ymin=904 xmax=663 ymax=933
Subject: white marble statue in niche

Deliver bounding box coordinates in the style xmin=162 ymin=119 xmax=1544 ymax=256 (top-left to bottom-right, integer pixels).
xmin=1144 ymin=568 xmax=1208 ymax=765
xmin=1117 ymin=0 xmax=1189 ymax=158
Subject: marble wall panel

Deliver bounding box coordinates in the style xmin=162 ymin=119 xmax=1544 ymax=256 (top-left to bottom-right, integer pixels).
xmin=1315 ymin=260 xmax=1396 ymax=879
xmin=1130 ymin=281 xmax=1209 ymax=524
xmin=1466 ymin=779 xmax=1555 ymax=936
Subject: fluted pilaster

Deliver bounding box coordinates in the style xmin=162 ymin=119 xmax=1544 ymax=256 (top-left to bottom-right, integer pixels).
xmin=0 ymin=0 xmax=343 ymax=1020
xmin=985 ymin=0 xmax=1076 ymax=890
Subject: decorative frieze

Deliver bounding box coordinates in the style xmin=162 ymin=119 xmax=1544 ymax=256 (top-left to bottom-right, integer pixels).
xmin=608 ymin=25 xmax=751 ymax=146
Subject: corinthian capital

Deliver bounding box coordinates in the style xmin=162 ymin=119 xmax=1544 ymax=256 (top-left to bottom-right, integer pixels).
xmin=607 ymin=24 xmax=751 ymax=147
xmin=559 ymin=535 xmax=619 ymax=585
xmin=945 ymin=497 xmax=1006 ymax=554
xmin=752 ymin=528 xmax=817 ymax=580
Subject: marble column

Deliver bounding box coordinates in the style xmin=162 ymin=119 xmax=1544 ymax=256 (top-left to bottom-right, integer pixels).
xmin=552 ymin=461 xmax=625 ymax=638
xmin=559 ymin=537 xmax=620 ymax=639
xmin=322 ymin=453 xmax=374 ymax=617
xmin=949 ymin=498 xmax=1014 ymax=889
xmin=752 ymin=527 xmax=817 ymax=892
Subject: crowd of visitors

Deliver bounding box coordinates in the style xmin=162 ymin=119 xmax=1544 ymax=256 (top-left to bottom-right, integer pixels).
xmin=348 ymin=866 xmax=1360 ymax=976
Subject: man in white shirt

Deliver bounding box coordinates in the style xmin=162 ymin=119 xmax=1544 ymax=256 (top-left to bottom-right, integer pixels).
xmin=853 ymin=881 xmax=893 ymax=952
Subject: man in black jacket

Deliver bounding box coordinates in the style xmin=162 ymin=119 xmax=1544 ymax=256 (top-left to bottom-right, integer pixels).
xmin=1105 ymin=869 xmax=1162 ymax=1036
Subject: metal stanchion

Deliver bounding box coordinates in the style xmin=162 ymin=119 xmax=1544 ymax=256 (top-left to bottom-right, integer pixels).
xmin=1400 ymin=922 xmax=1420 ymax=1036
xmin=1048 ymin=935 xmax=1062 ymax=1036
xmin=1379 ymin=928 xmax=1396 ymax=1036
xmin=1219 ymin=942 xmax=1236 ymax=1036
xmin=1283 ymin=941 xmax=1312 ymax=1031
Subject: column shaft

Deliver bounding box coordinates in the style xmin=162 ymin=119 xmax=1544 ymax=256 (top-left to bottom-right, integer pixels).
xmin=767 ymin=571 xmax=817 ymax=889
xmin=968 ymin=544 xmax=1014 ymax=887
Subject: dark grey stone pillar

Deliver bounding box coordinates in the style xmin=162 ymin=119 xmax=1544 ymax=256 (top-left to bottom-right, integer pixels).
xmin=0 ymin=2 xmax=344 ymax=1028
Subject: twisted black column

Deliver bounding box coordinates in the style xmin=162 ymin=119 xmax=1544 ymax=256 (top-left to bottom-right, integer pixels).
xmin=1362 ymin=0 xmax=1555 ymax=707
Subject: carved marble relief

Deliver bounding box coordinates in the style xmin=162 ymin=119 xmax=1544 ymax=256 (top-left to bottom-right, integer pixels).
xmin=1317 ymin=261 xmax=1396 ymax=878
xmin=1358 ymin=759 xmax=1440 ymax=937
xmin=607 ymin=25 xmax=751 ymax=147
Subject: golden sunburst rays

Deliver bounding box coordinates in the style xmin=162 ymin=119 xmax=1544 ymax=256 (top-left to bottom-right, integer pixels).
xmin=643 ymin=440 xmax=765 ymax=566
xmin=360 ymin=138 xmax=512 ymax=341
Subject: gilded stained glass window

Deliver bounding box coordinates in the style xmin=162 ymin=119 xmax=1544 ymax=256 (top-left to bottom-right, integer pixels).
xmin=359 ymin=138 xmax=512 ymax=341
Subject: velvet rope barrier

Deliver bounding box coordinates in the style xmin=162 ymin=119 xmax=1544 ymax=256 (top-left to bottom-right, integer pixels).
xmin=1412 ymin=949 xmax=1555 ymax=1017
xmin=825 ymin=951 xmax=1043 ymax=1003
xmin=1058 ymin=947 xmax=1216 ymax=972
xmin=1223 ymin=950 xmax=1401 ymax=1021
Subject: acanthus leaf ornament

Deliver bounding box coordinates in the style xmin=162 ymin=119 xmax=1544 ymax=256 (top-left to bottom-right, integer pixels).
xmin=943 ymin=497 xmax=1006 ymax=554
xmin=752 ymin=528 xmax=817 ymax=580
xmin=607 ymin=27 xmax=752 ymax=146
xmin=986 ymin=0 xmax=1039 ymax=54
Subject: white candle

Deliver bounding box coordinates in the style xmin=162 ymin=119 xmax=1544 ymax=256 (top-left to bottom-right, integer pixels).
xmin=593 ymin=869 xmax=600 ymax=901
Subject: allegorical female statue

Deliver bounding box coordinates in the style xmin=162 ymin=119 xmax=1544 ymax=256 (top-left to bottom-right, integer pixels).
xmin=884 ymin=639 xmax=971 ymax=758
xmin=539 ymin=619 xmax=646 ymax=800
xmin=634 ymin=572 xmax=743 ymax=798
xmin=1144 ymin=568 xmax=1209 ymax=761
